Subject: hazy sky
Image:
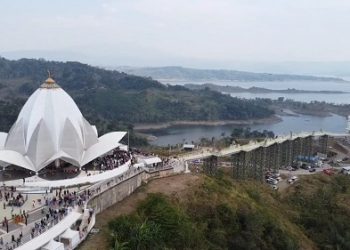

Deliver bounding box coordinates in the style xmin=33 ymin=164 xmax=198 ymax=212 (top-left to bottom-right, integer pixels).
xmin=1 ymin=0 xmax=350 ymax=68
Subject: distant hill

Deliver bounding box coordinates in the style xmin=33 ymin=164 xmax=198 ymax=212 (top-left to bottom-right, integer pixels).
xmin=118 ymin=66 xmax=346 ymax=82
xmin=0 ymin=57 xmax=275 ymax=145
xmin=185 ymin=83 xmax=347 ymax=94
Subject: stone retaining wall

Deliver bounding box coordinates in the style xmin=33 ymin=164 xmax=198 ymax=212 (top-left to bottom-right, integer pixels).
xmin=87 ymin=167 xmax=177 ymax=214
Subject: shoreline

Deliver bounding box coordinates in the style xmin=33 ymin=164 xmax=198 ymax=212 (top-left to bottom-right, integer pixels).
xmin=134 ymin=115 xmax=282 ymax=131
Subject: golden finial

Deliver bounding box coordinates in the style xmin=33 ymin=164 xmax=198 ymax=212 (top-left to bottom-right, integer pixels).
xmin=40 ymin=70 xmax=59 ymax=89
xmin=45 ymin=70 xmax=55 ymax=84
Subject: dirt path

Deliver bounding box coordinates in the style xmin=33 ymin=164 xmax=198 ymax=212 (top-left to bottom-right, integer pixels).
xmin=78 ymin=174 xmax=201 ymax=250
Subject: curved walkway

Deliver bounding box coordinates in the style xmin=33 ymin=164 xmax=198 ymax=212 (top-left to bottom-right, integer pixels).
xmin=1 ymin=164 xmax=145 ymax=250
xmin=23 ymin=161 xmax=131 ymax=188
xmin=15 ymin=211 xmax=81 ymax=250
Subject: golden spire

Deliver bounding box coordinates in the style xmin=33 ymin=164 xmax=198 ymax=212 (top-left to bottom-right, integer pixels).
xmin=45 ymin=70 xmax=55 ymax=83
xmin=40 ymin=70 xmax=60 ymax=89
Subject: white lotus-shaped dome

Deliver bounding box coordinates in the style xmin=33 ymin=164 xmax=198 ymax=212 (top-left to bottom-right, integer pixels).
xmin=0 ymin=77 xmax=126 ymax=172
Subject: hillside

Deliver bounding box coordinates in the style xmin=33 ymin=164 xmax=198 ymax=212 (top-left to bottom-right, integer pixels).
xmin=118 ymin=66 xmax=346 ymax=82
xmin=80 ymin=172 xmax=350 ymax=250
xmin=0 ymin=58 xmax=274 ymax=145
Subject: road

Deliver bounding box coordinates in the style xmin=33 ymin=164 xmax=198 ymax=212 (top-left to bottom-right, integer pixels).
xmin=276 ymin=163 xmax=342 ymax=191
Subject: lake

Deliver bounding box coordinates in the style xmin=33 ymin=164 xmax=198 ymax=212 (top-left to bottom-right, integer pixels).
xmin=147 ymin=114 xmax=348 ymax=146
xmin=148 ymin=80 xmax=350 ymax=146
xmin=162 ymin=80 xmax=350 ymax=104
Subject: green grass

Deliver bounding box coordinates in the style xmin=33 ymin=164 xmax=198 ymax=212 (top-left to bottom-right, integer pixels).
xmin=108 ymin=172 xmax=309 ymax=250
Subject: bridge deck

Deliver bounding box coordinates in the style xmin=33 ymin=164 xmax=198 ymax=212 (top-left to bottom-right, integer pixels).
xmin=180 ymin=131 xmax=348 ymax=161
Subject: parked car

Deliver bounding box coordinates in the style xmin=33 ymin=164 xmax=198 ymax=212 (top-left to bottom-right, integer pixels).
xmin=301 ymin=165 xmax=311 ymax=170
xmin=323 ymin=169 xmax=334 ymax=176
xmin=309 ymin=168 xmax=316 ymax=173
xmin=267 ymin=178 xmax=278 ymax=185
xmin=272 ymin=173 xmax=280 ymax=178
xmin=274 ymin=176 xmax=282 ymax=181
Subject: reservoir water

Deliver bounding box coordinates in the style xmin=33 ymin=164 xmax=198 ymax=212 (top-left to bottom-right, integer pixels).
xmin=148 ymin=114 xmax=347 ymax=146
xmin=163 ymin=80 xmax=350 ymax=104
xmin=148 ymin=80 xmax=350 ymax=146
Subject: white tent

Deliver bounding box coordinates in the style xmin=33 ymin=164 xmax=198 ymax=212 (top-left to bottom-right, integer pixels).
xmin=59 ymin=228 xmax=80 ymax=249
xmin=142 ymin=157 xmax=162 ymax=166
xmin=183 ymin=144 xmax=195 ymax=150
xmin=41 ymin=240 xmax=64 ymax=250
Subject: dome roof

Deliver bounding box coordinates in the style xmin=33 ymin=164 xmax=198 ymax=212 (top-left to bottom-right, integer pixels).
xmin=3 ymin=77 xmax=100 ymax=171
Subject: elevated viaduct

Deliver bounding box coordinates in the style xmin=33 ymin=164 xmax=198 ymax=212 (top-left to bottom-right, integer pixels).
xmin=179 ymin=131 xmax=348 ymax=180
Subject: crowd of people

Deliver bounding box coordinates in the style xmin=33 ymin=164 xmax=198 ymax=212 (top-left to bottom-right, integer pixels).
xmin=0 ymin=186 xmax=28 ymax=230
xmin=0 ymin=186 xmax=93 ymax=250
xmin=0 ymin=147 xmax=161 ymax=249
xmin=0 ymin=232 xmax=23 ymax=250
xmin=49 ymin=187 xmax=91 ymax=209
xmin=0 ymin=209 xmax=28 ymax=249
xmin=0 ymin=186 xmax=19 ymax=206
xmin=7 ymin=193 xmax=25 ymax=208
xmin=91 ymin=148 xmax=131 ymax=172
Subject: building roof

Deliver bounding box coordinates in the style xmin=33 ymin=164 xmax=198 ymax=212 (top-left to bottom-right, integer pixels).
xmin=0 ymin=77 xmax=126 ymax=172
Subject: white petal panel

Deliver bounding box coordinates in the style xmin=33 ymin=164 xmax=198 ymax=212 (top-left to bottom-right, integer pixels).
xmin=26 ymin=120 xmax=56 ymax=169
xmin=82 ymin=118 xmax=98 ymax=149
xmin=4 ymin=118 xmax=26 ymax=154
xmin=60 ymin=118 xmax=84 ymax=162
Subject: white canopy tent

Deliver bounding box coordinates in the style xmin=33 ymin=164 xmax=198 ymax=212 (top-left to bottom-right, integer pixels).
xmin=59 ymin=228 xmax=80 ymax=249
xmin=41 ymin=240 xmax=64 ymax=250
xmin=183 ymin=144 xmax=195 ymax=150
xmin=142 ymin=157 xmax=162 ymax=166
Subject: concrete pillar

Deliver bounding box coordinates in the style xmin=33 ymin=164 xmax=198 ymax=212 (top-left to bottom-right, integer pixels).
xmin=184 ymin=161 xmax=190 ymax=173
xmin=55 ymin=159 xmax=60 ymax=168
xmin=203 ymin=156 xmax=218 ymax=176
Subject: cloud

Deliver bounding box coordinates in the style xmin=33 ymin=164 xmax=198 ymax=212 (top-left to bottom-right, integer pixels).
xmin=1 ymin=0 xmax=350 ymax=66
